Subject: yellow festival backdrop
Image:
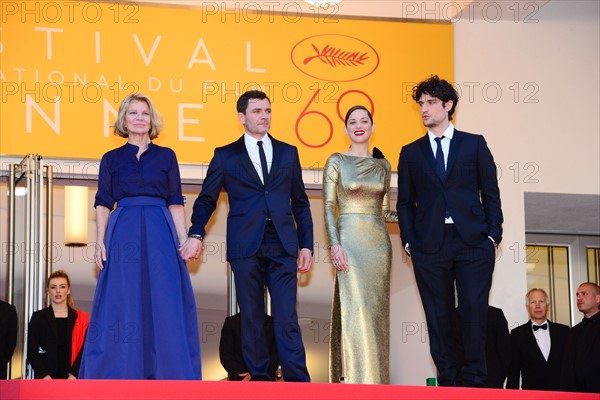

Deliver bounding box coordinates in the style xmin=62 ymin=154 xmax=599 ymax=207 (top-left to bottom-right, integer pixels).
xmin=0 ymin=1 xmax=453 ymax=169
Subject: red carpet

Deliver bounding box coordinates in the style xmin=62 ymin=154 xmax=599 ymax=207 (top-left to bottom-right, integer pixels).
xmin=1 ymin=380 xmax=598 ymax=400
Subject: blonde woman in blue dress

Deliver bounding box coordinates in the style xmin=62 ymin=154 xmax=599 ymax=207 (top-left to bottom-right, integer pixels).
xmin=324 ymin=105 xmax=397 ymax=384
xmin=79 ymin=93 xmax=201 ymax=379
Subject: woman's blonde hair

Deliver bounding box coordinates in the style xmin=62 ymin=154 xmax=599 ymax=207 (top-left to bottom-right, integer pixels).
xmin=113 ymin=93 xmax=163 ymax=139
xmin=47 ymin=270 xmax=75 ymax=309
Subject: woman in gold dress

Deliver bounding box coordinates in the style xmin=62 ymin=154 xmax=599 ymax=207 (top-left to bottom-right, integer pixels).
xmin=324 ymin=105 xmax=397 ymax=384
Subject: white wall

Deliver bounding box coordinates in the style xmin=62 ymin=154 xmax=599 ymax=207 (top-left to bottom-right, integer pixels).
xmin=455 ymin=0 xmax=599 ymax=319
xmin=389 ymin=0 xmax=600 ymax=385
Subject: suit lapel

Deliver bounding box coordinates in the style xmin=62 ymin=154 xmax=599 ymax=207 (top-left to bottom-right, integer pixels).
xmin=446 ymin=130 xmax=463 ymax=179
xmin=268 ymin=134 xmax=281 ymax=187
xmin=525 ymin=321 xmax=547 ymax=363
xmin=44 ymin=307 xmax=58 ymax=338
xmin=547 ymin=321 xmax=560 ymax=362
xmin=235 ymin=136 xmax=264 ymax=187
xmin=68 ymin=307 xmax=77 ymax=330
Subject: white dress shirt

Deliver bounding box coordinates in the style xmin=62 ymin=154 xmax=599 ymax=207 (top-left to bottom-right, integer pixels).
xmin=532 ymin=320 xmax=551 ymax=361
xmin=244 ymin=133 xmax=272 ymax=184
xmin=427 ymin=123 xmax=455 ymax=224
xmin=427 ymin=122 xmax=454 ymax=169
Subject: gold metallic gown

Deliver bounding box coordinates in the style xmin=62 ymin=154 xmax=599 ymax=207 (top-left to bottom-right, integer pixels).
xmin=323 ymin=153 xmax=397 ymax=384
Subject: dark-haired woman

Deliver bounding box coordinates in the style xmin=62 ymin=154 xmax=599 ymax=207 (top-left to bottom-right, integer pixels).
xmin=324 ymin=105 xmax=397 ymax=384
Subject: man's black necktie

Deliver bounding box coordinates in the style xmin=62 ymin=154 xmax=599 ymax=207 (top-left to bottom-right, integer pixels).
xmin=434 ymin=136 xmax=446 ymax=177
xmin=533 ymin=323 xmax=548 ymax=331
xmin=257 ymin=140 xmax=269 ymax=184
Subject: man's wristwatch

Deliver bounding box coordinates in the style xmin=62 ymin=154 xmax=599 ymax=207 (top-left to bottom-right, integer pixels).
xmin=189 ymin=234 xmax=203 ymax=241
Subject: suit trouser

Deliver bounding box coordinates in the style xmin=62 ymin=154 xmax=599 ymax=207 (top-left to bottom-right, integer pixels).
xmin=412 ymin=225 xmax=496 ymax=387
xmin=229 ymin=222 xmax=310 ymax=382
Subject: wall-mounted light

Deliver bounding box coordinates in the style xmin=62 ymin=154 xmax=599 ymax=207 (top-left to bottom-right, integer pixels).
xmin=64 ymin=186 xmax=88 ymax=247
xmin=303 ymin=0 xmax=343 ymax=8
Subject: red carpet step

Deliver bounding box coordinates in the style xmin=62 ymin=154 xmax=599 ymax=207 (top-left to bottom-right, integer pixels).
xmin=1 ymin=380 xmax=598 ymax=400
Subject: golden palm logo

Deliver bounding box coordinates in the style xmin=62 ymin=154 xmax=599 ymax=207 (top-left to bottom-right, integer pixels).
xmin=291 ymin=34 xmax=379 ymax=82
xmin=303 ymin=44 xmax=369 ymax=67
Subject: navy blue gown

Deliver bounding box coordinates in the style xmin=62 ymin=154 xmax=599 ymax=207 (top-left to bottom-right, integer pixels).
xmin=80 ymin=142 xmax=201 ymax=379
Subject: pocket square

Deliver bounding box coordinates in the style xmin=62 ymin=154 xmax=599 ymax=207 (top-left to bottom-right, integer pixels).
xmin=38 ymin=347 xmax=46 ymax=354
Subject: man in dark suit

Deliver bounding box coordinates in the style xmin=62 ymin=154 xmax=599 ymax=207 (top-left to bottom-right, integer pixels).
xmin=0 ymin=300 xmax=18 ymax=380
xmin=397 ymin=75 xmax=503 ymax=387
xmin=507 ymin=288 xmax=569 ymax=390
xmin=562 ymin=282 xmax=600 ymax=393
xmin=220 ymin=313 xmax=279 ymax=381
xmin=455 ymin=305 xmax=511 ymax=388
xmin=180 ymin=90 xmax=313 ymax=382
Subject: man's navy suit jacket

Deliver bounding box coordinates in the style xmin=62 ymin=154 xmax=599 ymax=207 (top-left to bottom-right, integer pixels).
xmin=397 ymin=130 xmax=503 ymax=253
xmin=189 ymin=134 xmax=313 ymax=260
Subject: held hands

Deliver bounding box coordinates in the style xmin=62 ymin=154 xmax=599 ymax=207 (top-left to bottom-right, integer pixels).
xmin=95 ymin=242 xmax=107 ymax=270
xmin=297 ymin=248 xmax=313 ymax=273
xmin=330 ymin=244 xmax=349 ymax=272
xmin=179 ymin=237 xmax=204 ymax=261
xmin=239 ymin=372 xmax=252 ymax=381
